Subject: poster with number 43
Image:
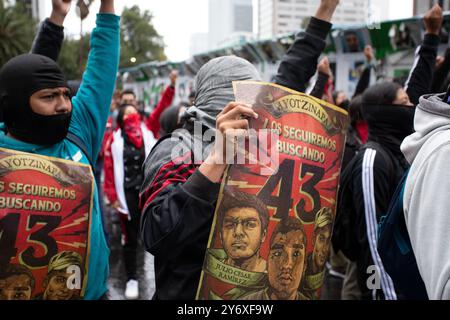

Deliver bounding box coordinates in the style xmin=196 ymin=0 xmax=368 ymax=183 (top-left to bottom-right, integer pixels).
xmin=0 ymin=149 xmax=94 ymax=300
xmin=197 ymin=81 xmax=349 ymax=300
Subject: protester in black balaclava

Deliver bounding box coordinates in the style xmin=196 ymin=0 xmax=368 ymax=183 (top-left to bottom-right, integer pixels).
xmin=0 ymin=0 xmax=119 ymax=301
xmin=333 ymin=81 xmax=414 ymax=300
xmin=0 ymin=53 xmax=72 ymax=146
xmin=361 ymin=82 xmax=415 ymax=158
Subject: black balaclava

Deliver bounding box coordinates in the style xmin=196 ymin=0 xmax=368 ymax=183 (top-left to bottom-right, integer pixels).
xmin=0 ymin=54 xmax=71 ymax=145
xmin=160 ymin=103 xmax=185 ymax=136
xmin=362 ymin=82 xmax=415 ymax=157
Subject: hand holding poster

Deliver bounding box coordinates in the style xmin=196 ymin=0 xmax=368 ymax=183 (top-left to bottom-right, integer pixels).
xmin=197 ymin=81 xmax=349 ymax=300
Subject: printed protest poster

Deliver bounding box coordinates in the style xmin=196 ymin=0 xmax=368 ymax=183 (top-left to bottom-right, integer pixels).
xmin=0 ymin=148 xmax=94 ymax=300
xmin=197 ymin=81 xmax=349 ymax=300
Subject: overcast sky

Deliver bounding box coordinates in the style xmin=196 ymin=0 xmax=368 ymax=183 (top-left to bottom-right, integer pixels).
xmin=46 ymin=0 xmax=414 ymax=62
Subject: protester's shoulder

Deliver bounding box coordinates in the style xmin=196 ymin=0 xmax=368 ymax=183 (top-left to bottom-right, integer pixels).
xmin=422 ymin=131 xmax=450 ymax=159
xmin=343 ymin=146 xmax=390 ymax=179
xmin=144 ymin=133 xmax=184 ymax=163
xmin=150 ymin=134 xmax=177 ymax=152
xmin=344 ymin=148 xmax=365 ymax=172
xmin=359 ymin=144 xmax=393 ymax=169
xmin=154 ymin=130 xmax=193 ymax=151
xmin=412 ymin=136 xmax=450 ymax=178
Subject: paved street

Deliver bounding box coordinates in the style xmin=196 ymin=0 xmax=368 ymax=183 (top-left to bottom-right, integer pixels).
xmin=103 ymin=207 xmax=156 ymax=300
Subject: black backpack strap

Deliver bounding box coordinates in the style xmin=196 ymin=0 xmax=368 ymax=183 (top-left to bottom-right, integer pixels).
xmin=66 ymin=132 xmax=95 ymax=169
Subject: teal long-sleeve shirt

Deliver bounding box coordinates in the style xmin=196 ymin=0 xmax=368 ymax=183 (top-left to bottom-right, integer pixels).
xmin=0 ymin=13 xmax=120 ymax=300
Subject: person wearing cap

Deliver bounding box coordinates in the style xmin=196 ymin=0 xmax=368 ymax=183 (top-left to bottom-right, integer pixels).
xmin=301 ymin=207 xmax=333 ymax=300
xmin=38 ymin=251 xmax=83 ymax=300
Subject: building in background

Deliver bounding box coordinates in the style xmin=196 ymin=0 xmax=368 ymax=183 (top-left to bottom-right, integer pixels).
xmin=413 ymin=0 xmax=450 ymax=15
xmin=190 ymin=33 xmax=210 ymax=56
xmin=31 ymin=0 xmax=46 ymax=20
xmin=258 ymin=0 xmax=371 ymax=39
xmin=208 ymin=0 xmax=254 ymax=50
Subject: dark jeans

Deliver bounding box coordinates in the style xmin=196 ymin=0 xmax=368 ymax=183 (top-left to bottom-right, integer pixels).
xmin=94 ymin=157 xmax=109 ymax=241
xmin=120 ymin=190 xmax=140 ymax=281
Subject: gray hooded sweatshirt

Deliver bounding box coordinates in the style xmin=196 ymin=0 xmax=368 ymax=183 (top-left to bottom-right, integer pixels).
xmin=401 ymin=94 xmax=450 ymax=299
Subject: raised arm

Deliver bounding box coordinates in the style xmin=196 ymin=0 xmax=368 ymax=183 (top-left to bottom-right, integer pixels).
xmin=31 ymin=0 xmax=71 ymax=61
xmin=353 ymin=45 xmax=376 ymax=98
xmin=310 ymin=57 xmax=332 ymax=99
xmin=99 ymin=0 xmax=115 ymax=13
xmin=431 ymin=48 xmax=450 ymax=93
xmin=274 ymin=0 xmax=339 ymax=93
xmin=404 ymin=4 xmax=442 ymax=105
xmin=145 ymin=71 xmax=177 ymax=138
xmin=69 ymin=0 xmax=120 ymax=162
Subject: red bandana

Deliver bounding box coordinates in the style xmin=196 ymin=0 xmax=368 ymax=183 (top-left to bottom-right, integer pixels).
xmin=123 ymin=113 xmax=143 ymax=149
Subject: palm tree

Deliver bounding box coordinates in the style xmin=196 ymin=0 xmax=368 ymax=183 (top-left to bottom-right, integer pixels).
xmin=0 ymin=2 xmax=37 ymax=67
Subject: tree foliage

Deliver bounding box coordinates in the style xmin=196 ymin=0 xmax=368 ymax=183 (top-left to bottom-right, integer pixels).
xmin=0 ymin=1 xmax=37 ymax=67
xmin=0 ymin=2 xmax=166 ymax=77
xmin=120 ymin=5 xmax=166 ymax=68
xmin=57 ymin=35 xmax=90 ymax=80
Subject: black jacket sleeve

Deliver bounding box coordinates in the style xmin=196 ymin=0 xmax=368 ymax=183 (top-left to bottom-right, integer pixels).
xmin=140 ymin=169 xmax=220 ymax=257
xmin=31 ymin=18 xmax=64 ymax=62
xmin=404 ymin=33 xmax=440 ymax=105
xmin=353 ymin=65 xmax=372 ymax=98
xmin=431 ymin=48 xmax=450 ymax=93
xmin=274 ymin=17 xmax=332 ymax=93
xmin=310 ymin=72 xmax=330 ymax=99
xmin=139 ymin=136 xmax=222 ymax=299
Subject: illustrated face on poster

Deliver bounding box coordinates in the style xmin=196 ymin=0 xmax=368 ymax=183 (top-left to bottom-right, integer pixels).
xmin=312 ymin=226 xmax=332 ymax=270
xmin=196 ymin=81 xmax=349 ymax=301
xmin=267 ymin=217 xmax=306 ymax=300
xmin=0 ymin=265 xmax=34 ymax=300
xmin=218 ymin=191 xmax=268 ymax=273
xmin=41 ymin=251 xmax=83 ymax=300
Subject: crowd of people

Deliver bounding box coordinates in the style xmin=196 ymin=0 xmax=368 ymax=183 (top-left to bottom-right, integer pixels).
xmin=1 ymin=0 xmax=450 ymax=301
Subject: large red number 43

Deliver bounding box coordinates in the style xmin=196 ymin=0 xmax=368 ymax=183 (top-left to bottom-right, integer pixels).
xmin=258 ymin=159 xmax=325 ymax=223
xmin=0 ymin=213 xmax=61 ymax=268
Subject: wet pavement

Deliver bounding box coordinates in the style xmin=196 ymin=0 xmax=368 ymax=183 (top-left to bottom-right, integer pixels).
xmin=103 ymin=206 xmax=156 ymax=300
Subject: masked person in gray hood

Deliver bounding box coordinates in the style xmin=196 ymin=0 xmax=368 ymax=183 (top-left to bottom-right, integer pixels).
xmin=401 ymin=93 xmax=450 ymax=299
xmin=139 ymin=0 xmax=341 ymax=300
